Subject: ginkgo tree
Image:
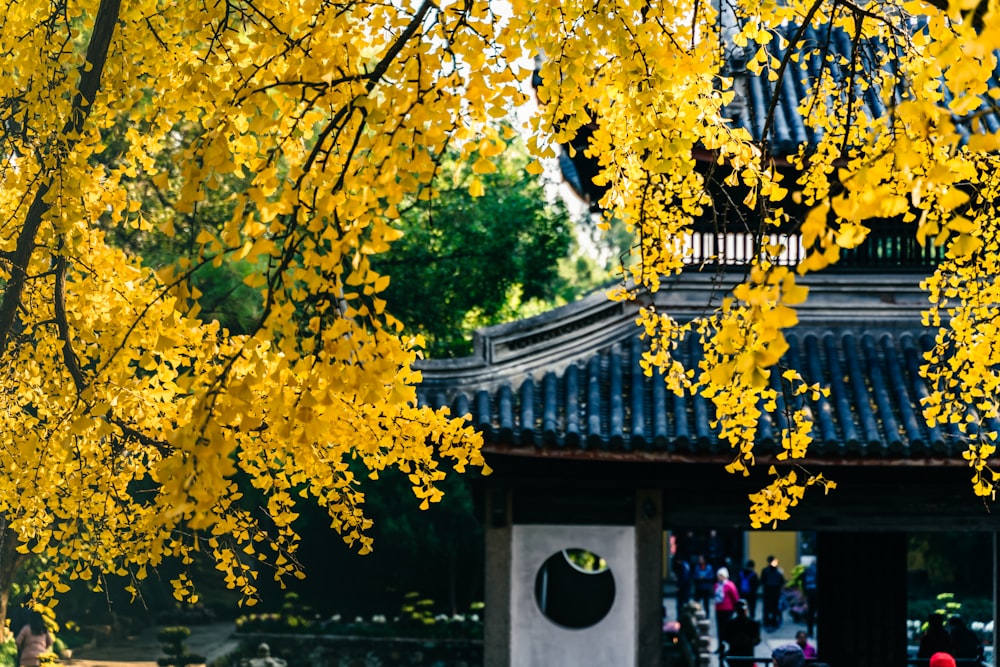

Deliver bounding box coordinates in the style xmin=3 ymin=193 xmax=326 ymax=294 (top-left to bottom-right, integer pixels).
xmin=524 ymin=0 xmax=1000 ymax=526
xmin=559 ymin=0 xmax=1000 ymax=526
xmin=0 ymin=0 xmax=511 ymax=629
xmin=2 ymin=0 xmax=998 ymax=635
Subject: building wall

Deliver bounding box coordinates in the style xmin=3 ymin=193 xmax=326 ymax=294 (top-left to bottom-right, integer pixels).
xmin=510 ymin=524 xmax=637 ymax=667
xmin=746 ymin=531 xmax=799 ymax=576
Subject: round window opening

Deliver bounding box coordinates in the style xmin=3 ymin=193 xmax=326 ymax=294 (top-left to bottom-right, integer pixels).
xmin=534 ymin=548 xmax=615 ymax=629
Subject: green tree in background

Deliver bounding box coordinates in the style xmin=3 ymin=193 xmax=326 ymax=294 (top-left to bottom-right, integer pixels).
xmin=374 ymin=142 xmax=578 ymax=357
xmin=97 ymin=121 xmax=264 ymax=335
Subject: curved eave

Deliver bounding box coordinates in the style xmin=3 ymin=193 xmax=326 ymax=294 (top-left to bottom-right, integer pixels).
xmin=417 ymin=271 xmax=983 ymax=466
xmin=477 ymin=445 xmax=981 ymax=469
xmin=417 ymin=271 xmax=931 ymax=395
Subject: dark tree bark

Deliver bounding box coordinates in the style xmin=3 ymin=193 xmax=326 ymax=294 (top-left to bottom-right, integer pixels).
xmin=0 ymin=520 xmax=27 ymax=641
xmin=0 ymin=0 xmax=122 ymax=637
xmin=0 ymin=0 xmax=122 ymax=355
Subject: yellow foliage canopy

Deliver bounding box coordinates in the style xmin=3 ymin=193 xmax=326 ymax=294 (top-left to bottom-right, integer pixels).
xmin=528 ymin=0 xmax=1000 ymax=523
xmin=0 ymin=0 xmax=502 ymax=606
xmin=2 ymin=0 xmax=999 ymax=606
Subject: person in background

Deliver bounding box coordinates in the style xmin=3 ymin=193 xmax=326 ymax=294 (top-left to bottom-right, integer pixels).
xmin=8 ymin=600 xmax=29 ymax=667
xmin=802 ymin=560 xmax=818 ymax=637
xmin=795 ymin=630 xmax=817 ymax=660
xmin=929 ymin=652 xmax=957 ymax=667
xmin=15 ymin=611 xmax=53 ymax=667
xmin=706 ymin=529 xmax=723 ymax=567
xmin=672 ymin=553 xmax=692 ymax=620
xmin=918 ymin=613 xmax=952 ymax=660
xmin=771 ymin=644 xmax=804 ymax=667
xmin=714 ymin=566 xmax=740 ymax=654
xmin=693 ymin=555 xmax=715 ymax=618
xmin=736 ymin=560 xmax=759 ymax=619
xmin=725 ymin=600 xmax=760 ymax=667
xmin=760 ymin=555 xmax=786 ymax=631
xmin=947 ymin=616 xmax=983 ymax=665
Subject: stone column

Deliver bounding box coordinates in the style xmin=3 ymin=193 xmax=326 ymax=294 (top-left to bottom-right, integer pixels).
xmin=636 ymin=489 xmax=664 ymax=667
xmin=816 ymin=531 xmax=907 ymax=667
xmin=484 ymin=486 xmax=511 ymax=667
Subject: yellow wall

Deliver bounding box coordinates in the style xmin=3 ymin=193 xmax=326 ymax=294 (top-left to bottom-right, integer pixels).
xmin=746 ymin=531 xmax=799 ymax=574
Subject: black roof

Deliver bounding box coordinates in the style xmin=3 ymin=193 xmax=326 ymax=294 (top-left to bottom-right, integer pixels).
xmin=416 ymin=273 xmax=971 ymax=465
xmin=555 ymin=17 xmax=1000 ymax=207
xmin=725 ymin=19 xmax=1000 ymax=154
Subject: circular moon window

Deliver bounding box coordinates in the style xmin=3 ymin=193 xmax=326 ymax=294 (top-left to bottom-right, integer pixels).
xmin=534 ymin=548 xmax=616 ymax=629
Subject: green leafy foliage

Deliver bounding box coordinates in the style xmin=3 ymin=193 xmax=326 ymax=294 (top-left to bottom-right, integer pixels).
xmin=0 ymin=638 xmax=16 ymax=667
xmin=375 ymin=140 xmax=576 ymax=357
xmin=275 ymin=467 xmax=483 ymax=617
xmin=156 ymin=626 xmax=205 ymax=667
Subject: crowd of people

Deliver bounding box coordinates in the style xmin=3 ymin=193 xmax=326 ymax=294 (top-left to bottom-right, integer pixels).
xmin=675 ymin=552 xmax=810 ymax=627
xmin=672 ymin=550 xmax=819 ymax=666
xmin=672 ymin=548 xmax=991 ymax=667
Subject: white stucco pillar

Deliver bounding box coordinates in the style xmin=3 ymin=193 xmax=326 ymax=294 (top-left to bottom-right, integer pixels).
xmin=510 ymin=524 xmax=637 ymax=666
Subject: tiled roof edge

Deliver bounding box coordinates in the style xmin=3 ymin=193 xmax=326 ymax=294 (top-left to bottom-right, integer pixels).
xmin=416 ymin=270 xmax=931 ymax=393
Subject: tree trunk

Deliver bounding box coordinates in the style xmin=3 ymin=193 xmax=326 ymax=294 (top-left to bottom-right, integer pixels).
xmin=0 ymin=520 xmax=25 ymax=641
xmin=0 ymin=0 xmax=122 ymax=354
xmin=0 ymin=583 xmax=9 ymax=643
xmin=0 ymin=0 xmax=123 ymax=637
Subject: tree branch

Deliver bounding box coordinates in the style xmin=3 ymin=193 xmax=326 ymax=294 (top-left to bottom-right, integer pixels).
xmin=0 ymin=0 xmax=122 ymax=356
xmin=107 ymin=418 xmax=172 ymax=456
xmin=54 ymin=255 xmax=86 ymax=394
xmin=760 ymin=0 xmax=825 ymax=154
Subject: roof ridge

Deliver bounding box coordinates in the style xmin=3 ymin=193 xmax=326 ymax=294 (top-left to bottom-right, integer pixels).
xmin=417 ymin=271 xmax=931 ymax=390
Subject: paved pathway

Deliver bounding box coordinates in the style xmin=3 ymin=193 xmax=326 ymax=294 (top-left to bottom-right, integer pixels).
xmin=67 ymin=623 xmax=240 ymax=667
xmin=704 ymin=617 xmax=814 ymax=667
xmin=665 ymin=592 xmax=815 ymax=667
xmin=65 ymin=607 xmax=812 ymax=667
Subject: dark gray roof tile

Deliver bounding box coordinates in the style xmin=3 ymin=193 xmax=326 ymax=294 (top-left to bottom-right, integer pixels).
xmin=586 ymin=355 xmax=602 ymax=449
xmin=609 ymin=346 xmax=625 ymax=449
xmin=519 ymin=378 xmax=536 ymax=446
xmin=803 ymin=334 xmax=839 ymax=447
xmin=767 ymin=344 xmax=791 ymax=451
xmin=841 ymin=332 xmax=881 ymax=451
xmin=474 ymin=389 xmax=493 ymax=439
xmin=564 ymin=364 xmax=580 ymax=448
xmin=881 ymin=333 xmax=925 ymax=451
xmin=542 ymin=371 xmax=558 ymax=446
xmin=651 ymin=370 xmax=669 ymax=450
xmin=497 ymin=384 xmax=514 ymax=443
xmin=424 ymin=326 xmax=972 ymax=461
xmin=861 ymin=333 xmax=903 ymax=453
xmin=628 ymin=339 xmax=643 ymax=436
xmin=672 ymin=374 xmax=691 ymax=452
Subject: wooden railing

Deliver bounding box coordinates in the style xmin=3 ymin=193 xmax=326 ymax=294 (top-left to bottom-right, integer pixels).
xmin=684 ymin=219 xmax=945 ymax=269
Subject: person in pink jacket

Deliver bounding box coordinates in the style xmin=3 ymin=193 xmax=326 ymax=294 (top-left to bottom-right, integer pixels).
xmin=15 ymin=611 xmax=53 ymax=667
xmin=714 ymin=566 xmax=741 ymax=654
xmin=795 ymin=630 xmax=818 ymax=659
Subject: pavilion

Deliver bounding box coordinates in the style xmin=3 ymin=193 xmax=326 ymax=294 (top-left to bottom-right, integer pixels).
xmin=416 ymin=13 xmax=1000 ymax=667
xmin=417 ymin=269 xmax=1000 ymax=667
